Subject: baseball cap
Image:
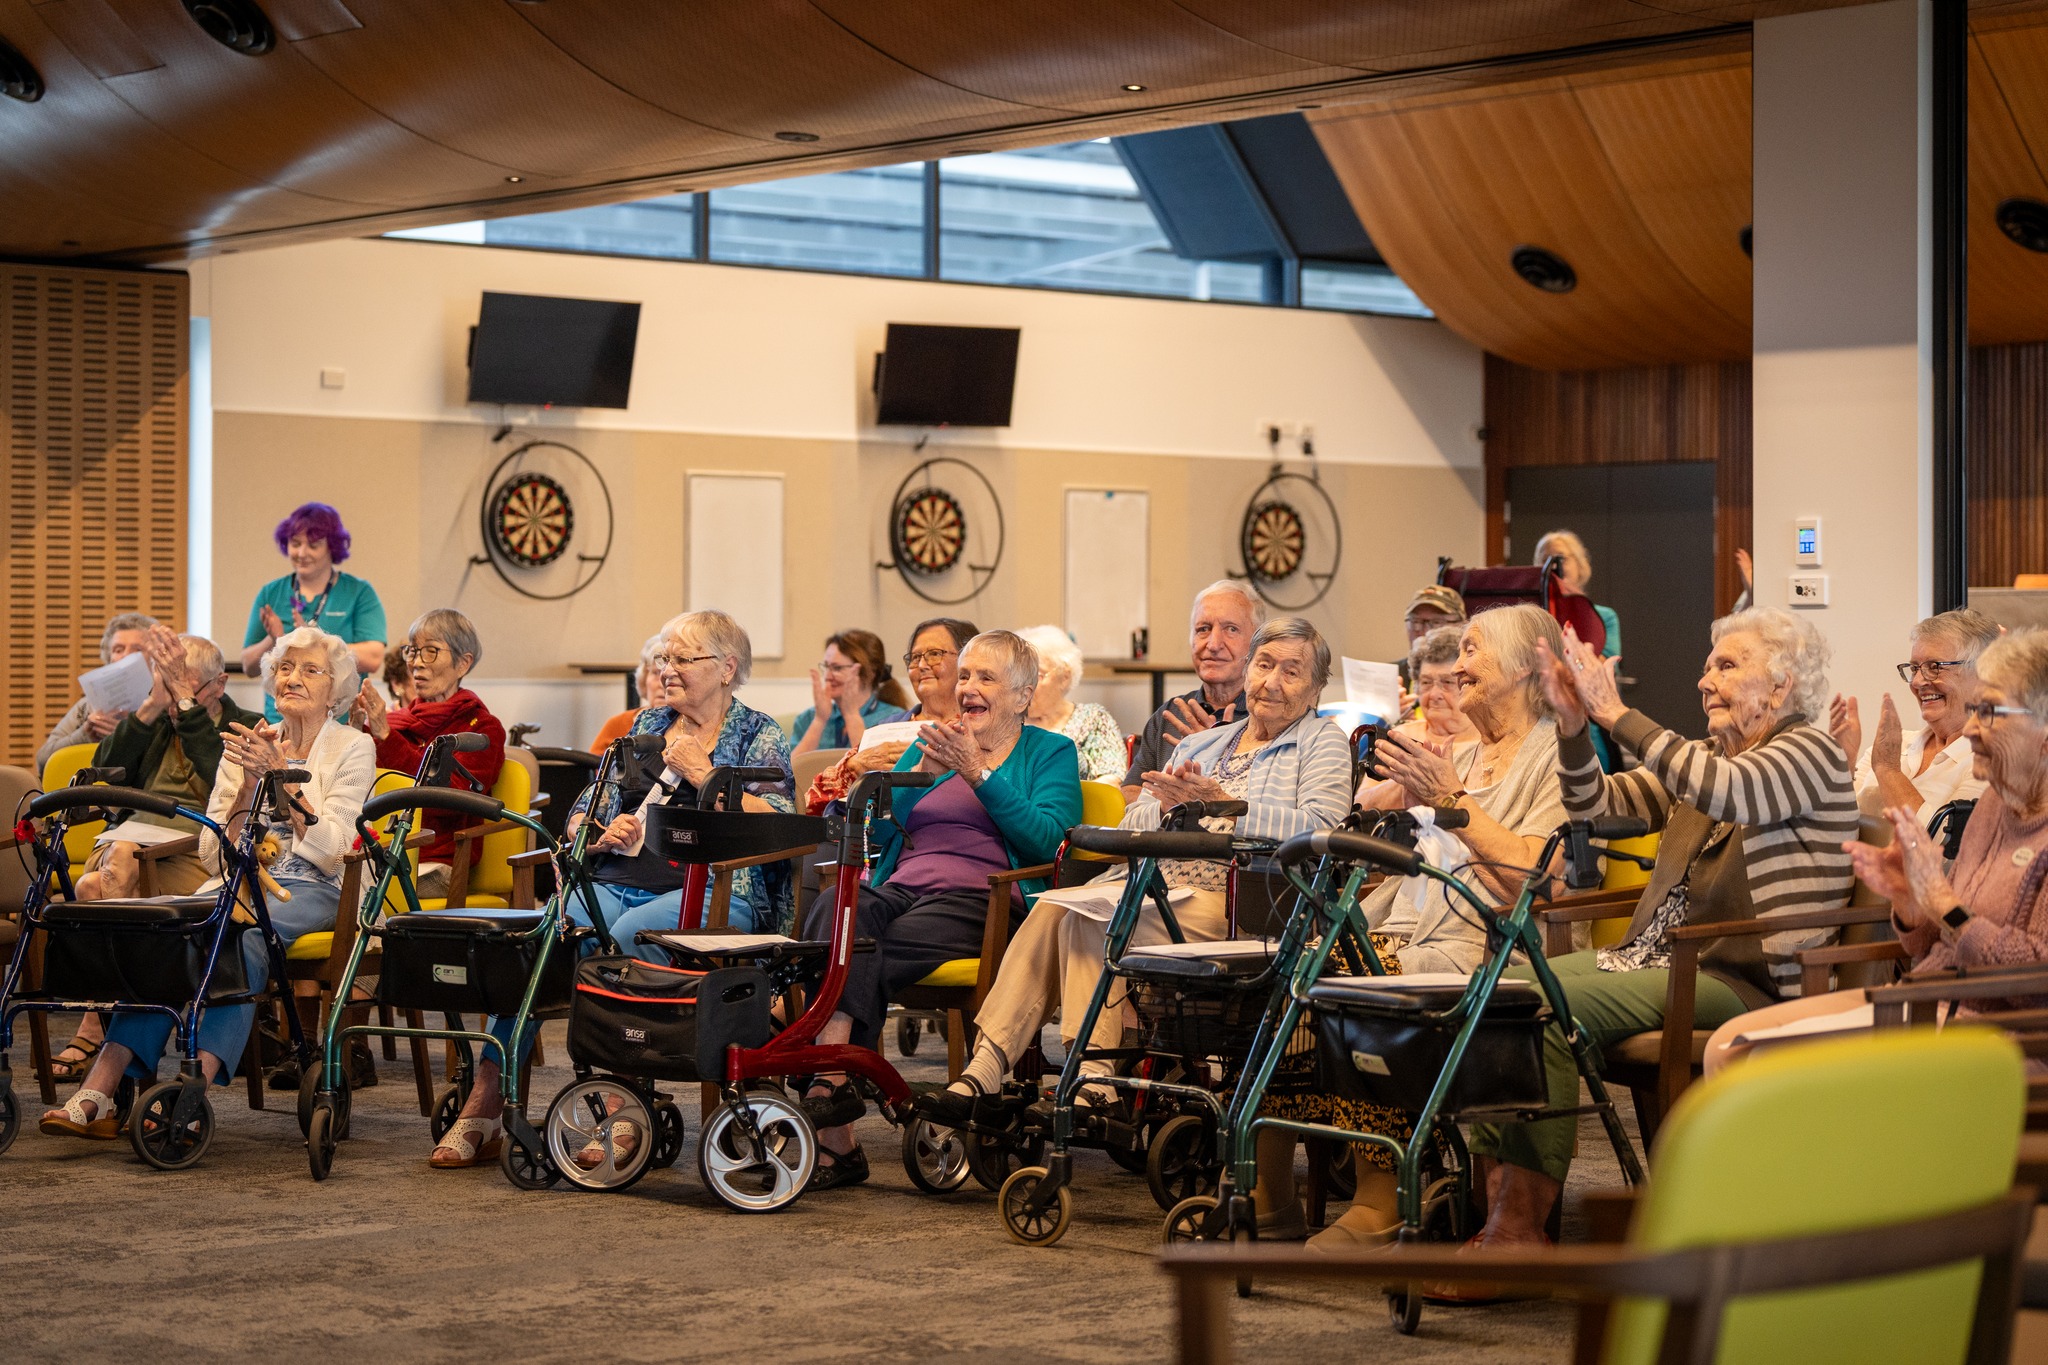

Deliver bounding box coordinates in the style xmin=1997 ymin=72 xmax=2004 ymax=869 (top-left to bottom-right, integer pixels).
xmin=1405 ymin=585 xmax=1467 ymax=621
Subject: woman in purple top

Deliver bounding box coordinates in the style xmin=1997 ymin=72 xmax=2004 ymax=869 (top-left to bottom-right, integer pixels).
xmin=798 ymin=630 xmax=1083 ymax=1190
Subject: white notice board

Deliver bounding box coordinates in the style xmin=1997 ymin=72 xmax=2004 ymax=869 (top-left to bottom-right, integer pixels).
xmin=687 ymin=473 xmax=784 ymax=658
xmin=1064 ymin=488 xmax=1148 ymax=660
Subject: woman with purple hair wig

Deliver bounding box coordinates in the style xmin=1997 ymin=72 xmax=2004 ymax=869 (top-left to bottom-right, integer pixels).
xmin=241 ymin=501 xmax=387 ymax=718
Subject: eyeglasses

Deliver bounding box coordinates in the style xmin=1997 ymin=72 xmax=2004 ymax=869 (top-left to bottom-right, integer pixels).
xmin=903 ymin=648 xmax=957 ymax=669
xmin=273 ymin=660 xmax=329 ymax=680
xmin=655 ymin=652 xmax=718 ymax=671
xmin=1415 ymin=675 xmax=1464 ymax=695
xmin=818 ymin=660 xmax=860 ymax=675
xmin=400 ymin=644 xmax=445 ymax=665
xmin=1895 ymin=659 xmax=1967 ymax=683
xmin=1961 ymin=701 xmax=2033 ymax=724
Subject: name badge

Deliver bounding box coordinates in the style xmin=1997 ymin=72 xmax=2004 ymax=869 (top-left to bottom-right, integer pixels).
xmin=2014 ymin=847 xmax=2036 ymax=868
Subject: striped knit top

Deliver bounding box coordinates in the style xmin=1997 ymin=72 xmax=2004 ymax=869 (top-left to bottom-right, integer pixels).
xmin=1560 ymin=708 xmax=1856 ymax=1002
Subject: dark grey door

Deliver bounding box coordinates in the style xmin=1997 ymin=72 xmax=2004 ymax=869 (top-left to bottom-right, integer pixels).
xmin=1507 ymin=463 xmax=1717 ymax=739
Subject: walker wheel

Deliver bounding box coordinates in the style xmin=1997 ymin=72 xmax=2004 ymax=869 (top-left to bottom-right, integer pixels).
xmin=895 ymin=1015 xmax=921 ymax=1057
xmin=650 ymin=1099 xmax=685 ymax=1170
xmin=1387 ymin=1285 xmax=1422 ymax=1334
xmin=297 ymin=1061 xmax=353 ymax=1142
xmin=499 ymin=1125 xmax=560 ymax=1190
xmin=1161 ymin=1193 xmax=1222 ymax=1245
xmin=306 ymin=1104 xmax=336 ymax=1182
xmin=698 ymin=1092 xmax=816 ymax=1213
xmin=997 ymin=1166 xmax=1072 ymax=1247
xmin=1146 ymin=1113 xmax=1222 ymax=1211
xmin=430 ymin=1083 xmax=465 ymax=1144
xmin=0 ymin=1085 xmax=17 ymax=1157
xmin=901 ymin=1117 xmax=971 ymax=1194
xmin=544 ymin=1076 xmax=655 ymax=1193
xmin=130 ymin=1080 xmax=214 ymax=1171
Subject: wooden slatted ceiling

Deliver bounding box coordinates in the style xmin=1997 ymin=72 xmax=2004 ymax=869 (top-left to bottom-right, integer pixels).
xmin=0 ymin=263 xmax=185 ymax=767
xmin=1973 ymin=16 xmax=2048 ymax=346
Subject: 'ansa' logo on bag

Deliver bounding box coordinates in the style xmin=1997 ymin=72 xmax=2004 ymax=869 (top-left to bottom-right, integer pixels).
xmin=623 ymin=1026 xmax=647 ymax=1043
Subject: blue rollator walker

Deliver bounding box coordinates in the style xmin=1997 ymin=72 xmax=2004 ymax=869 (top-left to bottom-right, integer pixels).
xmin=0 ymin=766 xmax=318 ymax=1169
xmin=1168 ymin=813 xmax=1653 ymax=1334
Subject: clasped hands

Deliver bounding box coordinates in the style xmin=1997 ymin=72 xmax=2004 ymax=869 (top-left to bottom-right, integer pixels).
xmin=1533 ymin=628 xmax=1626 ymax=737
xmin=1361 ymin=728 xmax=1462 ymax=808
xmin=1827 ymin=692 xmax=1903 ymax=771
xmin=1844 ymin=803 xmax=1960 ymax=930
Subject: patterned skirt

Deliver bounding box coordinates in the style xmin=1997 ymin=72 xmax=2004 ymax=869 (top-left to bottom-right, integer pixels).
xmin=1257 ymin=932 xmax=1415 ymax=1172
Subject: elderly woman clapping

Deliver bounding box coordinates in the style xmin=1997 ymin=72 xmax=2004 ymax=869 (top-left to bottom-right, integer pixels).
xmin=799 ymin=630 xmax=1083 ymax=1191
xmin=42 ymin=628 xmax=375 ymax=1141
xmin=920 ymin=617 xmax=1351 ymax=1130
xmin=1830 ymin=607 xmax=2000 ymax=819
xmin=351 ymin=608 xmax=505 ymax=898
xmin=1447 ymin=606 xmax=1855 ymax=1267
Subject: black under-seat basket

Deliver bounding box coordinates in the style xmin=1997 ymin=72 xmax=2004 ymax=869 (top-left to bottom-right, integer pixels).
xmin=41 ymin=898 xmax=253 ymax=1006
xmin=1308 ymin=977 xmax=1552 ymax=1113
xmin=377 ymin=909 xmax=573 ymax=1017
xmin=565 ymin=955 xmax=774 ymax=1083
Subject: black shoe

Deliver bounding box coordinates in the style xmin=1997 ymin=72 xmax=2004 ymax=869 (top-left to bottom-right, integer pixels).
xmin=347 ymin=1039 xmax=379 ymax=1090
xmin=801 ymin=1081 xmax=866 ymax=1130
xmin=914 ymin=1085 xmax=982 ymax=1128
xmin=808 ymin=1144 xmax=869 ymax=1191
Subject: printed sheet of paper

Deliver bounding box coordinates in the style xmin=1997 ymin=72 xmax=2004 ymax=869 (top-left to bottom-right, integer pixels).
xmin=856 ymin=721 xmax=924 ymax=752
xmin=1341 ymin=656 xmax=1402 ymax=721
xmin=78 ymin=651 xmax=152 ymax=716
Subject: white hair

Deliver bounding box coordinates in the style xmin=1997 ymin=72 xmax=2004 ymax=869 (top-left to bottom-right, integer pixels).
xmin=261 ymin=626 xmax=361 ymax=719
xmin=1909 ymin=608 xmax=2002 ymax=664
xmin=1467 ymin=604 xmax=1563 ymax=719
xmin=666 ymin=609 xmax=753 ymax=685
xmin=1976 ymin=629 xmax=2048 ymax=726
xmin=1711 ymin=607 xmax=1830 ymax=722
xmin=1189 ymin=579 xmax=1267 ymax=634
xmin=1016 ymin=624 xmax=1083 ymax=692
xmin=180 ymin=634 xmax=225 ymax=684
xmin=962 ymin=629 xmax=1039 ymax=695
xmin=1248 ymin=616 xmax=1332 ymax=689
xmin=1533 ymin=529 xmax=1592 ymax=589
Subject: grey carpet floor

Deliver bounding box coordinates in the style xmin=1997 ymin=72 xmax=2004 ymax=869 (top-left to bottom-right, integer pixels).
xmin=0 ymin=1017 xmax=1633 ymax=1363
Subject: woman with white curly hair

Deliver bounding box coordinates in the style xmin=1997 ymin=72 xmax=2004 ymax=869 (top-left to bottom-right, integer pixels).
xmin=41 ymin=627 xmax=376 ymax=1141
xmin=1016 ymin=624 xmax=1126 ymax=784
xmin=1441 ymin=606 xmax=1856 ymax=1272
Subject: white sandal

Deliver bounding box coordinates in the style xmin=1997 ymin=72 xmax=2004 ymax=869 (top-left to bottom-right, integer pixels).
xmin=574 ymin=1119 xmax=640 ymax=1171
xmin=40 ymin=1087 xmax=121 ymax=1140
xmin=428 ymin=1116 xmax=503 ymax=1168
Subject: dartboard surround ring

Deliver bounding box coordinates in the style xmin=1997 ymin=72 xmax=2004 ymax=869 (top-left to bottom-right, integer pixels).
xmin=894 ymin=488 xmax=967 ymax=576
xmin=1243 ymin=500 xmax=1306 ymax=582
xmin=489 ymin=472 xmax=575 ymax=567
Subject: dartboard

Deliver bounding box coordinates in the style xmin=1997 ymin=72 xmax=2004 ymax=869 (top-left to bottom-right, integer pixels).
xmin=1242 ymin=500 xmax=1306 ymax=582
xmin=893 ymin=488 xmax=967 ymax=576
xmin=488 ymin=473 xmax=574 ymax=567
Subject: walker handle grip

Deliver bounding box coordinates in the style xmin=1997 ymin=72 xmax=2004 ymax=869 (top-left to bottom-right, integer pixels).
xmin=1276 ymin=829 xmax=1422 ymax=876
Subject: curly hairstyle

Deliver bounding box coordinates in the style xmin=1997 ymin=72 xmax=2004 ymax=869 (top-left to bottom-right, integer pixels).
xmin=272 ymin=502 xmax=352 ymax=564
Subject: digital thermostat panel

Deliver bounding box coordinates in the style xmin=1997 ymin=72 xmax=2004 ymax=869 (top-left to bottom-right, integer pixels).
xmin=1795 ymin=516 xmax=1822 ymax=567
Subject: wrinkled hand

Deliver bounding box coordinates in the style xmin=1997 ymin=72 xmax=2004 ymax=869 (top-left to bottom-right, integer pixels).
xmin=1372 ymin=729 xmax=1461 ymax=806
xmin=1143 ymin=760 xmax=1230 ymax=809
xmin=349 ymin=683 xmax=390 ymax=740
xmin=592 ymin=813 xmax=643 ymax=852
xmin=1828 ymin=694 xmax=1863 ymax=764
xmin=1870 ymin=695 xmax=1905 ymax=774
xmin=1163 ymin=697 xmax=1234 ymax=744
xmin=917 ymin=718 xmax=980 ymax=775
xmin=1888 ymin=804 xmax=1958 ymax=928
xmin=144 ymin=624 xmax=196 ymax=700
xmin=223 ymin=720 xmax=287 ymax=778
xmin=663 ymin=730 xmax=714 ymax=787
xmin=848 ymin=741 xmax=910 ymax=777
xmin=1533 ymin=638 xmax=1589 ymax=737
xmin=260 ymin=604 xmax=285 ymax=640
xmin=1843 ymin=835 xmax=1908 ymax=912
xmin=1560 ymin=627 xmax=1625 ymax=727
xmin=85 ymin=709 xmax=125 ymax=739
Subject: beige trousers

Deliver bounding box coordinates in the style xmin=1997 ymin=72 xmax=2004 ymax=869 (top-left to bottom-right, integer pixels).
xmin=971 ymin=885 xmax=1229 ymax=1063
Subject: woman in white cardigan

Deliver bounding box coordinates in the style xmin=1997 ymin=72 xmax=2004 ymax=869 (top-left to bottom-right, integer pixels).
xmin=41 ymin=627 xmax=375 ymax=1141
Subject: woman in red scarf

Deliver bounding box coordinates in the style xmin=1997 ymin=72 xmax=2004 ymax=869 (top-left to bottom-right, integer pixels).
xmin=350 ymin=608 xmax=504 ymax=896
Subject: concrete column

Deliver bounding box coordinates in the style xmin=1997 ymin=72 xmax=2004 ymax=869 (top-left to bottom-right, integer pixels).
xmin=1752 ymin=0 xmax=1931 ymax=710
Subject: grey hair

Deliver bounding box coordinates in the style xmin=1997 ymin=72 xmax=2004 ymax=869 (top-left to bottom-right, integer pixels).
xmin=1711 ymin=606 xmax=1831 ymax=721
xmin=1466 ymin=603 xmax=1564 ymax=719
xmin=962 ymin=629 xmax=1040 ymax=696
xmin=666 ymin=609 xmax=753 ymax=686
xmin=180 ymin=634 xmax=225 ymax=684
xmin=1409 ymin=624 xmax=1464 ymax=676
xmin=1910 ymin=608 xmax=2003 ymax=665
xmin=1248 ymin=615 xmax=1332 ymax=690
xmin=1016 ymin=624 xmax=1084 ymax=692
xmin=408 ymin=608 xmax=481 ymax=674
xmin=100 ymin=612 xmax=159 ymax=664
xmin=1976 ymin=629 xmax=2048 ymax=725
xmin=1533 ymin=529 xmax=1592 ymax=589
xmin=1189 ymin=579 xmax=1268 ymax=633
xmin=637 ymin=632 xmax=665 ymax=667
xmin=261 ymin=625 xmax=361 ymax=719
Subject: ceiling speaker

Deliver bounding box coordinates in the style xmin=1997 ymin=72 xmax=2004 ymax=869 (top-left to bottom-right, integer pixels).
xmin=0 ymin=36 xmax=43 ymax=101
xmin=183 ymin=0 xmax=275 ymax=55
xmin=1510 ymin=245 xmax=1576 ymax=293
xmin=1996 ymin=198 xmax=2048 ymax=255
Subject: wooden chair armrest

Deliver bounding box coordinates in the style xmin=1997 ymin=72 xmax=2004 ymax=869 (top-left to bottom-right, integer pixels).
xmin=344 ymin=830 xmax=433 ymax=864
xmin=529 ymin=792 xmax=550 ymax=809
xmin=710 ymin=845 xmax=817 ymax=874
xmin=1667 ymin=904 xmax=1893 ymax=943
xmin=988 ymin=863 xmax=1058 ymax=886
xmin=135 ymin=835 xmax=200 ymax=861
xmin=450 ymin=819 xmax=522 ymax=844
xmin=1536 ymin=890 xmax=1643 ymax=922
xmin=507 ymin=848 xmax=552 ymax=868
xmin=1798 ymin=940 xmax=1908 ymax=998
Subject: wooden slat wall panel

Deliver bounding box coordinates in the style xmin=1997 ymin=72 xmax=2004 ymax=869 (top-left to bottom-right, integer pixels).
xmin=1482 ymin=353 xmax=1752 ymax=613
xmin=0 ymin=263 xmax=186 ymax=766
xmin=1969 ymin=342 xmax=2048 ymax=587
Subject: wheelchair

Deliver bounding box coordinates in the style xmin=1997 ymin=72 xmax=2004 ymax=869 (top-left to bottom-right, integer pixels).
xmin=299 ymin=731 xmax=560 ymax=1182
xmin=0 ymin=766 xmax=317 ymax=1169
xmin=1169 ymin=813 xmax=1651 ymax=1334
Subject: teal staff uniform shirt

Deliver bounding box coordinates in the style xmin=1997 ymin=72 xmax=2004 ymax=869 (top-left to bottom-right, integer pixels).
xmin=244 ymin=570 xmax=386 ymax=721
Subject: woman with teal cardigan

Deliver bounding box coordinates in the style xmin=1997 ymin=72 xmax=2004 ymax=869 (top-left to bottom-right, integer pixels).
xmin=799 ymin=629 xmax=1082 ymax=1190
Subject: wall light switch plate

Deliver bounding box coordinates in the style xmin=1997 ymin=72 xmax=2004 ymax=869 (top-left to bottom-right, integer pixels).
xmin=320 ymin=367 xmax=346 ymax=390
xmin=1789 ymin=573 xmax=1829 ymax=607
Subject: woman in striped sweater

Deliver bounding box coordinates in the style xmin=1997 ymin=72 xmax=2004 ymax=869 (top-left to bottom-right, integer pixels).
xmin=1455 ymin=606 xmax=1855 ymax=1262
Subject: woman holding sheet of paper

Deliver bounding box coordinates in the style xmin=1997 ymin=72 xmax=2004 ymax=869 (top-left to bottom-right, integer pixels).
xmin=35 ymin=612 xmax=159 ymax=775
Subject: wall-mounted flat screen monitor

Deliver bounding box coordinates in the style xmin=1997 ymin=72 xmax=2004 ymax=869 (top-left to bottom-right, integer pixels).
xmin=467 ymin=291 xmax=641 ymax=408
xmin=872 ymin=323 xmax=1021 ymax=427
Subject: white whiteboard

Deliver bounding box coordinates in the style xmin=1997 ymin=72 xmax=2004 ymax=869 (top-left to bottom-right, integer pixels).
xmin=687 ymin=473 xmax=784 ymax=658
xmin=1064 ymin=488 xmax=1148 ymax=660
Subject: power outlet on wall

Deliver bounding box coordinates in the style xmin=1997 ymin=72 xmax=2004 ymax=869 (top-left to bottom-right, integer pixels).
xmin=1789 ymin=573 xmax=1829 ymax=608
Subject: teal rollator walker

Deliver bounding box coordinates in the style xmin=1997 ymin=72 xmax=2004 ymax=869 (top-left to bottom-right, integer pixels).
xmin=301 ymin=731 xmax=566 ymax=1183
xmin=1168 ymin=813 xmax=1652 ymax=1335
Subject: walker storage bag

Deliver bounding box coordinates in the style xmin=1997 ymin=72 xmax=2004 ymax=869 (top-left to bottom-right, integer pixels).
xmin=1307 ymin=976 xmax=1551 ymax=1113
xmin=567 ymin=955 xmax=773 ymax=1083
xmin=42 ymin=906 xmax=253 ymax=1007
xmin=377 ymin=909 xmax=572 ymax=1017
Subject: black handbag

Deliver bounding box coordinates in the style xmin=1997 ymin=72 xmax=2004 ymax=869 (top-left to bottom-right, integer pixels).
xmin=1309 ymin=977 xmax=1552 ymax=1113
xmin=566 ymin=955 xmax=773 ymax=1083
xmin=377 ymin=910 xmax=572 ymax=1017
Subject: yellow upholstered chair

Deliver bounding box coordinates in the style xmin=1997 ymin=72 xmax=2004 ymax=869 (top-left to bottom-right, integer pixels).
xmin=419 ymin=755 xmax=536 ymax=912
xmin=39 ymin=742 xmax=104 ymax=883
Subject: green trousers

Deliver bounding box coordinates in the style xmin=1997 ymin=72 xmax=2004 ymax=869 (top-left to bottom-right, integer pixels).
xmin=1466 ymin=951 xmax=1746 ymax=1184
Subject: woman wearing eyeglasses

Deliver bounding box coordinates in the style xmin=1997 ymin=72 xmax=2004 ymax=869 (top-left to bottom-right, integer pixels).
xmin=1706 ymin=628 xmax=2048 ymax=1074
xmin=801 ymin=618 xmax=977 ymax=815
xmin=791 ymin=629 xmax=912 ymax=755
xmin=349 ymin=608 xmax=505 ymax=898
xmin=1829 ymin=608 xmax=2001 ymax=819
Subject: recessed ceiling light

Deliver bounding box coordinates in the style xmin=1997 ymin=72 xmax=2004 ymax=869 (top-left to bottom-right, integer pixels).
xmin=506 ymin=175 xmax=524 ymax=183
xmin=775 ymin=130 xmax=820 ymax=143
xmin=0 ymin=36 xmax=44 ymax=102
xmin=182 ymin=0 xmax=275 ymax=56
xmin=1510 ymin=244 xmax=1577 ymax=293
xmin=1996 ymin=198 xmax=2048 ymax=254
xmin=1122 ymin=83 xmax=1146 ymax=92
